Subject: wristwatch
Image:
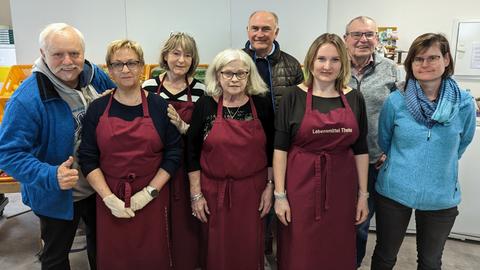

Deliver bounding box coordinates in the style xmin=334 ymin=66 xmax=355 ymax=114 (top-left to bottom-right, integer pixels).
xmin=146 ymin=186 xmax=159 ymax=198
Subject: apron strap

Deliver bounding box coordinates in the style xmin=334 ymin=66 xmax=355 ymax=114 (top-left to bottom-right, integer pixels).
xmin=105 ymin=88 xmax=150 ymax=118
xmin=217 ymin=95 xmax=255 ymax=119
xmin=103 ymin=88 xmax=116 ymax=117
xmin=116 ymin=173 xmax=136 ymax=208
xmin=314 ymin=151 xmax=332 ymax=221
xmin=156 ymin=74 xmax=192 ymax=102
xmin=307 ymin=87 xmax=353 ymax=114
xmin=249 ymin=97 xmax=259 ymax=120
xmin=140 ymin=88 xmax=150 ymax=118
xmin=216 ymin=96 xmax=224 ymax=118
xmin=306 ymin=86 xmax=314 ymax=113
xmin=217 ymin=178 xmax=234 ymax=210
xmin=339 ymin=89 xmax=354 ymax=114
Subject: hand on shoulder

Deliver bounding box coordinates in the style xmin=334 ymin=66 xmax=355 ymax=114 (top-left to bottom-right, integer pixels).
xmin=342 ymin=86 xmax=353 ymax=95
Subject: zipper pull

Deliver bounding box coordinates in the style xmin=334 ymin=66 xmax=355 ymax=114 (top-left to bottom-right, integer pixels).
xmin=427 ymin=129 xmax=431 ymax=141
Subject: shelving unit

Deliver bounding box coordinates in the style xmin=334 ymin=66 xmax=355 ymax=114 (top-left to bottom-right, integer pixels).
xmin=377 ymin=26 xmax=398 ymax=61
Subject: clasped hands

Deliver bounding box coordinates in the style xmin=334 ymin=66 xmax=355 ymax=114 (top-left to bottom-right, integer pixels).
xmin=103 ymin=187 xmax=155 ymax=218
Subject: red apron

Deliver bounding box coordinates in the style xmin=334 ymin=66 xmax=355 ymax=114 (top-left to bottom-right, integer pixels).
xmin=199 ymin=96 xmax=267 ymax=270
xmin=156 ymin=76 xmax=200 ymax=270
xmin=277 ymin=88 xmax=359 ymax=270
xmin=96 ymin=89 xmax=172 ymax=270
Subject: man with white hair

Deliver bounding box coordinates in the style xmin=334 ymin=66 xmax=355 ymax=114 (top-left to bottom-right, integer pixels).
xmin=0 ymin=23 xmax=115 ymax=269
xmin=343 ymin=16 xmax=404 ymax=268
xmin=243 ymin=10 xmax=304 ymax=111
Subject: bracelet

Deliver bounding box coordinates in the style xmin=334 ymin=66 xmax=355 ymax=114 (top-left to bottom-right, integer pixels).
xmin=267 ymin=180 xmax=273 ymax=185
xmin=358 ymin=190 xmax=369 ymax=199
xmin=274 ymin=190 xmax=287 ymax=200
xmin=190 ymin=193 xmax=204 ymax=202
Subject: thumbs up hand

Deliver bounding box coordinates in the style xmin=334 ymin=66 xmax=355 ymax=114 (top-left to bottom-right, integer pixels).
xmin=57 ymin=156 xmax=79 ymax=190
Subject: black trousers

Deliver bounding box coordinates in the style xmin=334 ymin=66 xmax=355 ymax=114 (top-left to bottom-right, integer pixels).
xmin=37 ymin=194 xmax=96 ymax=270
xmin=371 ymin=194 xmax=458 ymax=270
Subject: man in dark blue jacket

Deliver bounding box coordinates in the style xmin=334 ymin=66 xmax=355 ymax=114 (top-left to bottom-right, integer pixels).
xmin=243 ymin=10 xmax=304 ymax=111
xmin=0 ymin=23 xmax=115 ymax=270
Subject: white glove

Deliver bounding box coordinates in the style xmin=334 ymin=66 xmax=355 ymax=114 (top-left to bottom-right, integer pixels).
xmin=130 ymin=187 xmax=155 ymax=211
xmin=167 ymin=104 xmax=190 ymax=134
xmin=103 ymin=194 xmax=135 ymax=218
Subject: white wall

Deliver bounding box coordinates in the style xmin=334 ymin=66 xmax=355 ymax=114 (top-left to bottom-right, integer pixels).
xmin=229 ymin=0 xmax=327 ymax=64
xmin=0 ymin=0 xmax=11 ymax=26
xmin=10 ymin=0 xmax=327 ymax=66
xmin=10 ymin=0 xmax=126 ymax=64
xmin=327 ymin=0 xmax=480 ymax=97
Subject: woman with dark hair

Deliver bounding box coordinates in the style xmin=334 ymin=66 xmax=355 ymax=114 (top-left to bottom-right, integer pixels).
xmin=371 ymin=33 xmax=476 ymax=269
xmin=273 ymin=33 xmax=369 ymax=269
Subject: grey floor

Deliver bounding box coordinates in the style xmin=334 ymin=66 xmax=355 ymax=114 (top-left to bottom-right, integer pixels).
xmin=1 ymin=193 xmax=479 ymax=270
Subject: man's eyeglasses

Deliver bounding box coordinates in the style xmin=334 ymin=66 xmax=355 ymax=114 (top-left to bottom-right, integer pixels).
xmin=346 ymin=31 xmax=377 ymax=40
xmin=109 ymin=60 xmax=142 ymax=72
xmin=413 ymin=55 xmax=442 ymax=66
xmin=220 ymin=71 xmax=249 ymax=80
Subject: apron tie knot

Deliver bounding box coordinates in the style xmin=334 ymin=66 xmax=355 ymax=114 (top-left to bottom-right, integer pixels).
xmin=118 ymin=173 xmax=136 ymax=208
xmin=314 ymin=151 xmax=332 ymax=221
xmin=217 ymin=178 xmax=234 ymax=210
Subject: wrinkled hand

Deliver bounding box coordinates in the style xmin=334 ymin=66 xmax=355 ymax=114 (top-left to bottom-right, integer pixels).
xmin=103 ymin=194 xmax=135 ymax=218
xmin=57 ymin=156 xmax=79 ymax=190
xmin=167 ymin=104 xmax=189 ymax=134
xmin=258 ymin=184 xmax=273 ymax=218
xmin=275 ymin=199 xmax=291 ymax=226
xmin=191 ymin=197 xmax=210 ymax=223
xmin=130 ymin=187 xmax=154 ymax=211
xmin=355 ymin=196 xmax=369 ymax=225
xmin=374 ymin=153 xmax=387 ymax=170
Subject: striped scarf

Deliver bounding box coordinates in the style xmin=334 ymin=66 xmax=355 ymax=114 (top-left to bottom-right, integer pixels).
xmin=405 ymin=77 xmax=460 ymax=128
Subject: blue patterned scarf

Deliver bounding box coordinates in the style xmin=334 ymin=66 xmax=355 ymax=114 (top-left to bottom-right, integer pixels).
xmin=405 ymin=77 xmax=460 ymax=128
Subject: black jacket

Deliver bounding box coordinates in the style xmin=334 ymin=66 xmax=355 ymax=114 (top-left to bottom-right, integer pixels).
xmin=244 ymin=40 xmax=304 ymax=110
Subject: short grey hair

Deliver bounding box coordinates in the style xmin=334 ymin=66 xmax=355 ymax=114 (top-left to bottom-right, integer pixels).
xmin=39 ymin=23 xmax=85 ymax=51
xmin=205 ymin=49 xmax=268 ymax=97
xmin=248 ymin=10 xmax=279 ymax=28
xmin=345 ymin=16 xmax=377 ymax=34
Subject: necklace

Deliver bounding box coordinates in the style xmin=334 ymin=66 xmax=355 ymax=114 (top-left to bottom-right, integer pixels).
xmin=226 ymin=106 xmax=241 ymax=119
xmin=116 ymin=90 xmax=141 ymax=105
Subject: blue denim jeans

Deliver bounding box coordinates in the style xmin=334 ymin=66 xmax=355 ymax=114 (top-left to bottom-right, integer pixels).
xmin=356 ymin=163 xmax=378 ymax=267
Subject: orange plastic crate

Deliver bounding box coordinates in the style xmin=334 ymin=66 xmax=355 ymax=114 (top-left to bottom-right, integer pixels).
xmin=0 ymin=65 xmax=33 ymax=97
xmin=0 ymin=65 xmax=33 ymax=122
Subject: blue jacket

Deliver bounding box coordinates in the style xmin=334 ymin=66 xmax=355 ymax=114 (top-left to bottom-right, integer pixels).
xmin=0 ymin=61 xmax=115 ymax=220
xmin=376 ymin=89 xmax=476 ymax=210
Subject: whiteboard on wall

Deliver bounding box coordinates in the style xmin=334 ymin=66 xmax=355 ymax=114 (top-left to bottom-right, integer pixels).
xmin=10 ymin=0 xmax=328 ymax=65
xmin=453 ymin=20 xmax=480 ymax=77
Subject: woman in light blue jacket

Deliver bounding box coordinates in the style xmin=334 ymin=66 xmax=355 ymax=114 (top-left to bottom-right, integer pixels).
xmin=371 ymin=33 xmax=476 ymax=270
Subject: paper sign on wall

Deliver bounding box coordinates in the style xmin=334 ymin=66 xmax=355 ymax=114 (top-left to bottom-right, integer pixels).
xmin=471 ymin=42 xmax=480 ymax=69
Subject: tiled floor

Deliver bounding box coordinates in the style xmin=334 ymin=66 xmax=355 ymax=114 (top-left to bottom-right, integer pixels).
xmin=1 ymin=193 xmax=479 ymax=270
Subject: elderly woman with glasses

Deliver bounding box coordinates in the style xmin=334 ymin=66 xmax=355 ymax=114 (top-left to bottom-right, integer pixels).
xmin=371 ymin=33 xmax=476 ymax=269
xmin=186 ymin=48 xmax=274 ymax=270
xmin=142 ymin=32 xmax=204 ymax=270
xmin=78 ymin=39 xmax=182 ymax=270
